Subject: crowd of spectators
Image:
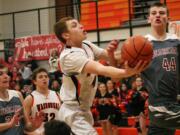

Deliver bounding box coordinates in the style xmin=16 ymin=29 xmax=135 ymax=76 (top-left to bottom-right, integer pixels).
xmin=0 ymin=55 xmax=149 ymax=135
xmin=92 ymin=74 xmax=149 ymax=135
xmin=0 ymin=55 xmax=62 ymax=98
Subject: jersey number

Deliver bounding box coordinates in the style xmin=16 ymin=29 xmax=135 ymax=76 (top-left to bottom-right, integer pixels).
xmin=43 ymin=113 xmax=55 ymax=122
xmin=162 ymin=57 xmax=176 ymax=71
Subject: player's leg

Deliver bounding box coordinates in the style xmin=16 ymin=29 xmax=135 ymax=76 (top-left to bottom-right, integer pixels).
xmin=149 ymin=103 xmax=180 ymax=129
xmin=100 ymin=120 xmax=109 ymax=135
xmin=148 ymin=124 xmax=175 ymax=135
xmin=59 ymin=104 xmax=98 ymax=135
xmin=139 ymin=112 xmax=148 ymax=135
xmin=72 ymin=112 xmax=98 ymax=135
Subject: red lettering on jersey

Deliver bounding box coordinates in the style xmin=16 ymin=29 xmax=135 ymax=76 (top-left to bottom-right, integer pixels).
xmin=162 ymin=57 xmax=176 ymax=71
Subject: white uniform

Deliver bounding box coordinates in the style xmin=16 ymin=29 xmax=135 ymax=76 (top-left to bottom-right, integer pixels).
xmin=30 ymin=90 xmax=61 ymax=134
xmin=59 ymin=40 xmax=104 ymax=135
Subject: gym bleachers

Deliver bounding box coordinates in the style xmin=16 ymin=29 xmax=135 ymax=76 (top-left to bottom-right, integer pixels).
xmin=80 ymin=0 xmax=133 ymax=30
xmin=160 ymin=0 xmax=180 ymax=21
xmin=80 ymin=0 xmax=164 ymax=30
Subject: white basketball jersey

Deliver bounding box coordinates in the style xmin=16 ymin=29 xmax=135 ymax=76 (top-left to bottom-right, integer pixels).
xmin=60 ymin=40 xmax=104 ymax=110
xmin=30 ymin=90 xmax=61 ymax=133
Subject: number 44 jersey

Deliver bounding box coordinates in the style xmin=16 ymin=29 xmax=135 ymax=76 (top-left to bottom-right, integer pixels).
xmin=143 ymin=33 xmax=180 ymax=105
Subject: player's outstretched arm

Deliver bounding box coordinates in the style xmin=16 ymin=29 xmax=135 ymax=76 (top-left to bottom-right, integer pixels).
xmin=83 ymin=60 xmax=147 ymax=79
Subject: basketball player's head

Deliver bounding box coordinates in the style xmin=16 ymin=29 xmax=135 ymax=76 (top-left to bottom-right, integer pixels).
xmin=44 ymin=120 xmax=75 ymax=135
xmin=0 ymin=64 xmax=9 ymax=90
xmin=54 ymin=17 xmax=87 ymax=46
xmin=32 ymin=68 xmax=49 ymax=90
xmin=148 ymin=2 xmax=169 ymax=29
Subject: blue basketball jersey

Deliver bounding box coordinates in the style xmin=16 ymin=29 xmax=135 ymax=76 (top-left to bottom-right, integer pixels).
xmin=142 ymin=34 xmax=180 ymax=105
xmin=0 ymin=90 xmax=24 ymax=135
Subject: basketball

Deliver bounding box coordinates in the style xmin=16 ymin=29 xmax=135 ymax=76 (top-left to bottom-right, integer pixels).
xmin=121 ymin=35 xmax=153 ymax=68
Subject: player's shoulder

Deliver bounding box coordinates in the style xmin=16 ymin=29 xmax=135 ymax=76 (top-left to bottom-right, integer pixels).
xmin=82 ymin=40 xmax=96 ymax=48
xmin=6 ymin=89 xmax=23 ymax=101
xmin=49 ymin=90 xmax=57 ymax=95
xmin=8 ymin=89 xmax=19 ymax=97
xmin=61 ymin=46 xmax=83 ymax=55
xmin=31 ymin=90 xmax=37 ymax=95
xmin=60 ymin=46 xmax=86 ymax=61
xmin=82 ymin=40 xmax=94 ymax=46
xmin=145 ymin=34 xmax=154 ymax=41
xmin=145 ymin=33 xmax=179 ymax=41
xmin=166 ymin=33 xmax=179 ymax=40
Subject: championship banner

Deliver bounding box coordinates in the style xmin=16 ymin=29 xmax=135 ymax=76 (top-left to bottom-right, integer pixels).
xmin=15 ymin=34 xmax=63 ymax=61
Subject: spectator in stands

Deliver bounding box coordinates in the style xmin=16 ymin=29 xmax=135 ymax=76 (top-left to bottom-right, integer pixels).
xmin=91 ymin=96 xmax=99 ymax=127
xmin=9 ymin=67 xmax=19 ymax=82
xmin=44 ymin=120 xmax=75 ymax=135
xmin=14 ymin=82 xmax=22 ymax=92
xmin=0 ymin=64 xmax=44 ymax=135
xmin=106 ymin=80 xmax=119 ymax=98
xmin=19 ymin=62 xmax=32 ymax=85
xmin=106 ymin=79 xmax=121 ymax=135
xmin=27 ymin=54 xmax=38 ymax=71
xmin=118 ymin=83 xmax=129 ymax=113
xmin=135 ymin=75 xmax=148 ymax=93
xmin=48 ymin=49 xmax=62 ymax=83
xmin=21 ymin=84 xmax=33 ymax=98
xmin=119 ymin=83 xmax=129 ymax=102
xmin=15 ymin=73 xmax=24 ymax=90
xmin=96 ymin=82 xmax=112 ymax=135
xmin=7 ymin=56 xmax=14 ymax=72
xmin=0 ymin=58 xmax=8 ymax=67
xmin=126 ymin=76 xmax=148 ymax=135
xmin=8 ymin=67 xmax=21 ymax=90
xmin=50 ymin=79 xmax=61 ymax=93
xmin=121 ymin=78 xmax=132 ymax=90
xmin=135 ymin=75 xmax=148 ymax=135
xmin=13 ymin=81 xmax=32 ymax=99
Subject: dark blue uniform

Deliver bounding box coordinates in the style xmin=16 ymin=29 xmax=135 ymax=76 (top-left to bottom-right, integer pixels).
xmin=142 ymin=34 xmax=180 ymax=135
xmin=0 ymin=90 xmax=24 ymax=135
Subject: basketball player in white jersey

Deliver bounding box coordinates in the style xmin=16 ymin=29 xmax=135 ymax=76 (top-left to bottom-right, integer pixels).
xmin=24 ymin=68 xmax=61 ymax=135
xmin=0 ymin=64 xmax=44 ymax=135
xmin=54 ymin=17 xmax=148 ymax=135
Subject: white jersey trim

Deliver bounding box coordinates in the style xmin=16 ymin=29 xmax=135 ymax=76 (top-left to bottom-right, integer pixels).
xmin=145 ymin=33 xmax=179 ymax=41
xmin=0 ymin=90 xmax=19 ymax=101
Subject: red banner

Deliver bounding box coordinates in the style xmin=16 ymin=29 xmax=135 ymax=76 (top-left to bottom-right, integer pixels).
xmin=14 ymin=34 xmax=64 ymax=61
